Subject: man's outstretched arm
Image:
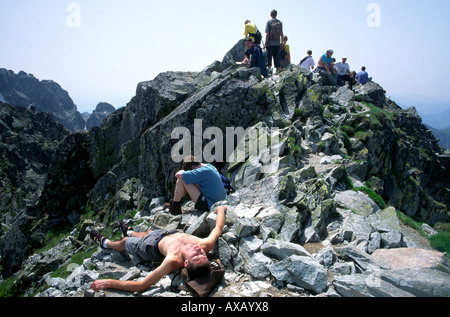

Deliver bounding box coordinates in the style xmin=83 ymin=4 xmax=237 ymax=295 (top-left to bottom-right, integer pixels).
xmin=201 ymin=206 xmax=227 ymax=253
xmin=90 ymin=256 xmax=178 ymax=293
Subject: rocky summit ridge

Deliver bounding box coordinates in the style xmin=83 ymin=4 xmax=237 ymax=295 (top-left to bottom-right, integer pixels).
xmin=0 ymin=40 xmax=449 ymax=298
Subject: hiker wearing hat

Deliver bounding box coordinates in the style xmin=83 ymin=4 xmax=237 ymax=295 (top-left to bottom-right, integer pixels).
xmin=89 ymin=206 xmax=227 ymax=293
xmin=334 ymin=56 xmax=353 ymax=89
xmin=316 ymin=49 xmax=338 ymax=86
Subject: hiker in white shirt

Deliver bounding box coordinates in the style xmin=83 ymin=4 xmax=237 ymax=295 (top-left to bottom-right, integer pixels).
xmin=334 ymin=56 xmax=353 ymax=89
xmin=299 ymin=50 xmax=315 ymax=70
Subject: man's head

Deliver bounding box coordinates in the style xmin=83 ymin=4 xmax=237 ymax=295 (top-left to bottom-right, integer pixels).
xmin=182 ymin=155 xmax=201 ymax=171
xmin=271 ymin=9 xmax=278 ymax=18
xmin=307 ymin=50 xmax=312 ymax=55
xmin=326 ymin=49 xmax=334 ymax=57
xmin=243 ymin=37 xmax=254 ymax=49
xmin=184 ymin=244 xmax=211 ymax=279
xmin=342 ymin=56 xmax=347 ymax=63
xmin=362 ymin=66 xmax=366 ymax=71
xmin=245 ymin=19 xmax=251 ymax=25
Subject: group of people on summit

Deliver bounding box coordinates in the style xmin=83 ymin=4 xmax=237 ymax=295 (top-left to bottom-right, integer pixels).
xmin=242 ymin=9 xmax=371 ymax=89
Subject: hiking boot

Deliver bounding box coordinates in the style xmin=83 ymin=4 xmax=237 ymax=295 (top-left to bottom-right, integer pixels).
xmin=169 ymin=200 xmax=182 ymax=215
xmin=90 ymin=229 xmax=107 ymax=249
xmin=119 ymin=220 xmax=133 ymax=238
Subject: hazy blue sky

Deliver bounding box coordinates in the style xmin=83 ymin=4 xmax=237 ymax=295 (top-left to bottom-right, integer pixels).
xmin=1 ymin=0 xmax=449 ymax=114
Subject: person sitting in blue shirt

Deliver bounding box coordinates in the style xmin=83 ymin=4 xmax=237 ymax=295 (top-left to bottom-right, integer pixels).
xmin=168 ymin=156 xmax=227 ymax=215
xmin=241 ymin=37 xmax=269 ymax=78
xmin=356 ymin=66 xmax=370 ymax=85
xmin=315 ymin=49 xmax=338 ymax=86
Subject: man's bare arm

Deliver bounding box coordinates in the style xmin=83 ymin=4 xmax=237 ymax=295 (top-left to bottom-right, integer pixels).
xmin=90 ymin=257 xmax=178 ymax=293
xmin=175 ymin=170 xmax=184 ymax=179
xmin=201 ymin=206 xmax=227 ymax=253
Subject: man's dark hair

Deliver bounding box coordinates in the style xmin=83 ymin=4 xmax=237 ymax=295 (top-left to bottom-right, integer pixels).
xmin=244 ymin=36 xmax=253 ymax=44
xmin=271 ymin=10 xmax=278 ymax=18
xmin=182 ymin=155 xmax=201 ymax=171
xmin=186 ymin=261 xmax=211 ymax=280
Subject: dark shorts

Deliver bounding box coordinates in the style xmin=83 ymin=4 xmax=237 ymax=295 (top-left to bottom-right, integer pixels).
xmin=195 ymin=193 xmax=210 ymax=211
xmin=125 ymin=229 xmax=178 ymax=264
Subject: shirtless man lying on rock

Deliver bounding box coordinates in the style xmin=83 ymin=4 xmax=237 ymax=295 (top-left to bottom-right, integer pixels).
xmin=89 ymin=206 xmax=227 ymax=293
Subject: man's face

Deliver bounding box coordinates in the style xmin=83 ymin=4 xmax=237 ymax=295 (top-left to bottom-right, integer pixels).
xmin=244 ymin=41 xmax=253 ymax=49
xmin=327 ymin=51 xmax=333 ymax=58
xmin=187 ymin=244 xmax=208 ymax=264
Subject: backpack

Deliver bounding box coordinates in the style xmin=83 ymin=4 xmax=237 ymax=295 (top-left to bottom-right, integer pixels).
xmin=180 ymin=259 xmax=225 ymax=297
xmin=221 ymin=174 xmax=231 ymax=193
xmin=249 ymin=28 xmax=262 ymax=45
xmin=269 ymin=19 xmax=282 ymax=41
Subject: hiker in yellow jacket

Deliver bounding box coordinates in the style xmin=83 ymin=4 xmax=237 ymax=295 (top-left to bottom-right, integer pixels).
xmin=280 ymin=35 xmax=291 ymax=68
xmin=244 ymin=20 xmax=262 ymax=45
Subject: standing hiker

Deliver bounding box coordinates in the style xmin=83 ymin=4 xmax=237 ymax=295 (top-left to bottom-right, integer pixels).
xmin=264 ymin=9 xmax=284 ymax=73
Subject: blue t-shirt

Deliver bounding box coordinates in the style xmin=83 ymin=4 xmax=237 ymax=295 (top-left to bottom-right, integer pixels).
xmin=357 ymin=71 xmax=369 ymax=84
xmin=182 ymin=164 xmax=227 ymax=208
xmin=321 ymin=54 xmax=333 ymax=68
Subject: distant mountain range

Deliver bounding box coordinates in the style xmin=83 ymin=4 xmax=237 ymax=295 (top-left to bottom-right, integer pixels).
xmin=0 ymin=68 xmax=115 ymax=132
xmin=425 ymin=124 xmax=450 ymax=150
xmin=393 ymin=97 xmax=450 ymax=150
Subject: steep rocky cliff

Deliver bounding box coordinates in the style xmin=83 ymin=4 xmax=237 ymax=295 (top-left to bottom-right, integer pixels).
xmin=0 ymin=41 xmax=448 ymax=298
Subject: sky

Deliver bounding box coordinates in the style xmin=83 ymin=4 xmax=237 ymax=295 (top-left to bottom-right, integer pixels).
xmin=1 ymin=0 xmax=449 ymax=115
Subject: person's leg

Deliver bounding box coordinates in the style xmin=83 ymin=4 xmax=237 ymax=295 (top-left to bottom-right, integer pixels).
xmin=266 ymin=46 xmax=274 ymax=69
xmin=130 ymin=230 xmax=152 ymax=238
xmin=105 ymin=238 xmax=127 ymax=252
xmin=173 ymin=178 xmax=201 ymax=203
xmin=101 ymin=229 xmax=151 ymax=252
xmin=273 ymin=47 xmax=281 ymax=72
xmin=330 ymin=73 xmax=338 ymax=86
xmin=337 ymin=74 xmax=343 ymax=86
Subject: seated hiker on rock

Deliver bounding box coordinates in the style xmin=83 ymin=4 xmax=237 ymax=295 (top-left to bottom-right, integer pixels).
xmin=356 ymin=66 xmax=371 ymax=85
xmin=315 ymin=49 xmax=338 ymax=86
xmin=167 ymin=155 xmax=227 ymax=215
xmin=241 ymin=37 xmax=269 ymax=78
xmin=89 ymin=206 xmax=227 ymax=293
xmin=334 ymin=56 xmax=354 ymax=89
xmin=299 ymin=50 xmax=315 ymax=71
